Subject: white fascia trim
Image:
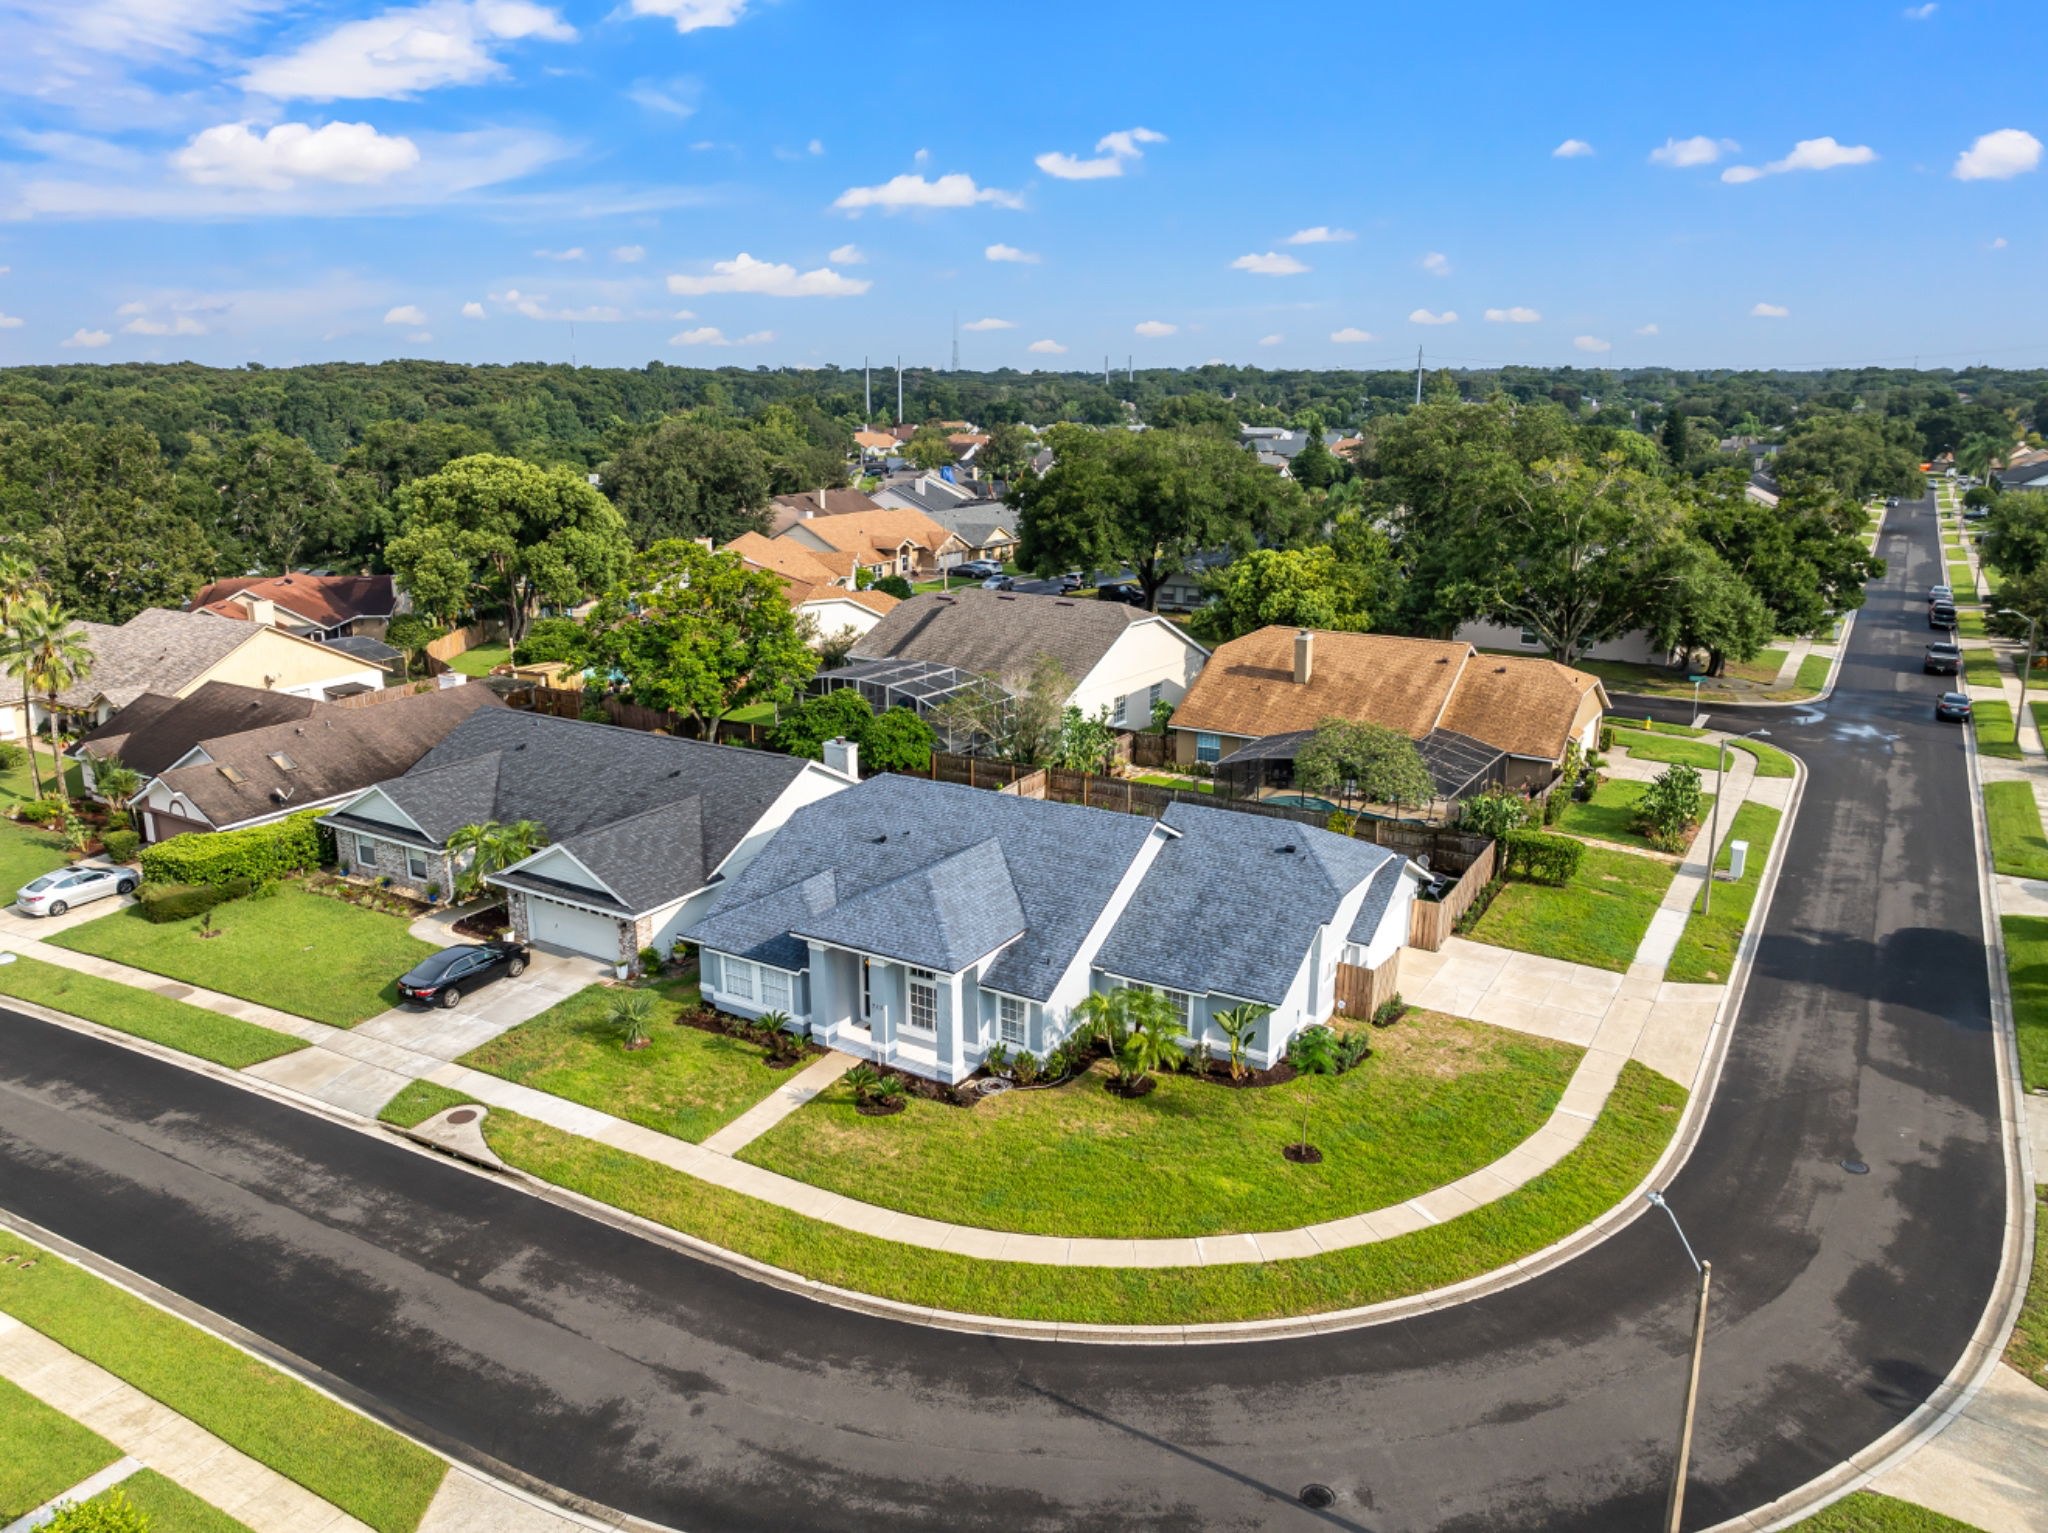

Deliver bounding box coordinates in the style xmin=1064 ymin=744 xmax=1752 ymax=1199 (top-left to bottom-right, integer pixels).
xmin=1132 ymin=612 xmax=1213 ymax=659
xmin=321 ymin=784 xmax=432 ymax=840
xmin=487 ymin=843 xmax=626 ymax=905
xmin=796 ymin=931 xmax=1020 ymax=979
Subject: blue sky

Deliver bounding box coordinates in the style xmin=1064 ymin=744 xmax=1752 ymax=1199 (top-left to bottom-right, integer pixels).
xmin=0 ymin=0 xmax=2040 ymax=373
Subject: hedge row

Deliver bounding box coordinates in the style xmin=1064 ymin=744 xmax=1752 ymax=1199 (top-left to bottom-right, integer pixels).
xmin=1502 ymin=829 xmax=1586 ymax=885
xmin=139 ymin=809 xmax=333 ymax=888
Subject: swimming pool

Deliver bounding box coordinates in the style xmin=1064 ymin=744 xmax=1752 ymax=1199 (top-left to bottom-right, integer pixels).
xmin=1263 ymin=793 xmax=1341 ymax=812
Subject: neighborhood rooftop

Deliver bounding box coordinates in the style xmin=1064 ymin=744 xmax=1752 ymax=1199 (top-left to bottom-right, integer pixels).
xmin=850 ymin=587 xmax=1175 ymax=684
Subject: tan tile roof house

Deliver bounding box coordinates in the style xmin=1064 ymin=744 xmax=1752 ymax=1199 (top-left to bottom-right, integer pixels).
xmin=777 ymin=507 xmax=967 ymax=579
xmin=1171 ymin=627 xmax=1608 ymax=786
xmin=723 ymin=531 xmax=852 ymax=589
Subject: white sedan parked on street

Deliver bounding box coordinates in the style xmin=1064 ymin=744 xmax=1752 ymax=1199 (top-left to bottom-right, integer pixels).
xmin=15 ymin=863 xmax=137 ymax=917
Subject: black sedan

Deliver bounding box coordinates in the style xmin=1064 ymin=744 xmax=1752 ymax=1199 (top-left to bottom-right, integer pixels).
xmin=1935 ymin=692 xmax=1973 ymax=722
xmin=396 ymin=940 xmax=529 ymax=1009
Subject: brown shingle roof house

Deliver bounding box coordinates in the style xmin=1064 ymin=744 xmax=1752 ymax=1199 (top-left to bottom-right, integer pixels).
xmin=1171 ymin=627 xmax=1607 ymax=789
xmin=188 ymin=574 xmax=396 ymax=637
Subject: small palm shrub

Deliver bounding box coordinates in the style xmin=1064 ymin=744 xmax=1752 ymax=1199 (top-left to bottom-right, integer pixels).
xmin=606 ymin=988 xmax=655 ymax=1049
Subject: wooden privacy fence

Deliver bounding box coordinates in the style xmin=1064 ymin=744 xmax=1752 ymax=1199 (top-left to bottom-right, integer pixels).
xmin=1125 ymin=730 xmax=1172 ymax=770
xmin=1407 ymin=840 xmax=1498 ymax=952
xmin=325 ymin=680 xmax=445 ymax=711
xmin=505 ymin=684 xmax=780 ymax=745
xmin=1334 ymin=952 xmax=1402 ymax=1019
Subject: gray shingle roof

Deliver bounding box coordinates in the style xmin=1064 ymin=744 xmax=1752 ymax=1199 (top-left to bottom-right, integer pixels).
xmin=338 ymin=708 xmax=816 ymax=915
xmin=849 ymin=588 xmax=1155 ymax=688
xmin=792 ymin=837 xmax=1026 ymax=972
xmin=683 ymin=775 xmax=1154 ymax=999
xmin=58 ymin=609 xmax=263 ymax=710
xmin=1347 ymin=861 xmax=1406 ymax=945
xmin=1093 ymin=801 xmax=1401 ymax=1006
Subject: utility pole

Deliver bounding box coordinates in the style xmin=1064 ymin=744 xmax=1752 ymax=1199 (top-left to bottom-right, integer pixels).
xmin=1646 ymin=1191 xmax=1711 ymax=1533
xmin=896 ymin=355 xmax=903 ymax=425
xmin=1104 ymin=355 xmax=1110 ymax=388
xmin=1414 ymin=346 xmax=1424 ymax=405
xmin=1127 ymin=354 xmax=1133 ymax=383
xmin=951 ymin=310 xmax=959 ymax=373
xmin=863 ymin=356 xmax=871 ymax=425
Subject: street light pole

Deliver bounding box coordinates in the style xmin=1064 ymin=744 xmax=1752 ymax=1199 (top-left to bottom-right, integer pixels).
xmin=1697 ymin=727 xmax=1769 ymax=918
xmin=1647 ymin=1190 xmax=1711 ymax=1533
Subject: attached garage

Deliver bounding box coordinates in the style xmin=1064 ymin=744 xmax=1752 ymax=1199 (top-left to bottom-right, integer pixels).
xmin=524 ymin=895 xmax=624 ymax=963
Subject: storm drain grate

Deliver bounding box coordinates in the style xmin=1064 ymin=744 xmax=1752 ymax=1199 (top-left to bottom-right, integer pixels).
xmin=1299 ymin=1484 xmax=1336 ymax=1508
xmin=1840 ymin=1158 xmax=1869 ymax=1175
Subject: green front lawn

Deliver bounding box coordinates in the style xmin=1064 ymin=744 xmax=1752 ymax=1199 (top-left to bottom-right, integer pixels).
xmin=0 ymin=748 xmax=83 ymax=812
xmin=1948 ymin=563 xmax=1979 ymax=602
xmin=0 ymin=818 xmax=70 ymax=898
xmin=0 ymin=955 xmax=308 ymax=1068
xmin=88 ymin=1470 xmax=255 ymax=1533
xmin=2006 ymin=1185 xmax=2048 ymax=1387
xmin=458 ymin=978 xmax=791 ymax=1143
xmin=1609 ymin=728 xmax=1731 ymax=774
xmin=1603 ymin=716 xmax=1707 ymax=738
xmin=446 ymin=641 xmax=510 ymax=677
xmin=1964 ymin=648 xmax=2006 ymax=688
xmin=1734 ymin=738 xmax=1796 ymax=778
xmin=1132 ymin=773 xmax=1213 ymax=793
xmin=49 ymin=886 xmax=439 ymax=1027
xmin=1972 ymin=698 xmax=2023 ymax=761
xmin=1784 ymin=1493 xmax=1985 ymax=1532
xmin=721 ymin=701 xmax=778 ymax=725
xmin=1793 ymin=653 xmax=1833 ymax=693
xmin=0 ymin=1375 xmax=122 ymax=1520
xmin=1577 ymin=659 xmax=1775 ymax=700
xmin=1466 ymin=844 xmax=1677 ymax=972
xmin=1551 ymin=780 xmax=1714 ymax=854
xmin=1985 ymin=782 xmax=2048 ymax=880
xmin=1665 ymin=803 xmax=1784 ymax=985
xmin=0 ymin=1242 xmax=445 ymax=1532
xmin=379 ymin=1079 xmax=477 ymax=1128
xmin=481 ymin=1059 xmax=1684 ymax=1325
xmin=741 ymin=1012 xmax=1580 ymax=1238
xmin=2002 ymin=915 xmax=2048 ymax=1090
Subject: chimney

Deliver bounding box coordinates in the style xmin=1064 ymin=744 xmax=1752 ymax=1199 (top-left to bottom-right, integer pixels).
xmin=822 ymin=735 xmax=860 ymax=781
xmin=816 ymin=486 xmax=829 ymax=512
xmin=1294 ymin=629 xmax=1314 ymax=686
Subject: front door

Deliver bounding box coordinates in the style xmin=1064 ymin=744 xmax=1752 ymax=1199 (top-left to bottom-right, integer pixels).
xmin=857 ymin=957 xmax=874 ymax=1029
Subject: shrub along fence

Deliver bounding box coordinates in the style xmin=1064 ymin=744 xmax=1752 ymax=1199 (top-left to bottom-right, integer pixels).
xmin=139 ymin=808 xmax=332 ymax=887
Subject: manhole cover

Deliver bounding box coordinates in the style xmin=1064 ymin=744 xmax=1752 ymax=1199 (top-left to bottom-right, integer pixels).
xmin=1299 ymin=1484 xmax=1336 ymax=1508
xmin=1840 ymin=1158 xmax=1869 ymax=1175
xmin=446 ymin=1108 xmax=480 ymax=1125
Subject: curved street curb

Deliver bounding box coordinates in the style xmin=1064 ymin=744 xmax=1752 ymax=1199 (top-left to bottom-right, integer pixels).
xmin=0 ymin=741 xmax=1809 ymax=1350
xmin=1700 ymin=646 xmax=2038 ymax=1533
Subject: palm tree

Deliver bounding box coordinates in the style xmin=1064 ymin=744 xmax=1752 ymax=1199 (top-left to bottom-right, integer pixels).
xmin=1957 ymin=432 xmax=2008 ymax=485
xmin=90 ymin=754 xmax=142 ymax=813
xmin=446 ymin=818 xmax=549 ymax=899
xmin=605 ymin=988 xmax=654 ymax=1050
xmin=0 ymin=554 xmax=47 ymax=797
xmin=1213 ymin=1002 xmax=1270 ymax=1082
xmin=1074 ymin=986 xmax=1182 ymax=1096
xmin=2 ymin=595 xmax=91 ymax=806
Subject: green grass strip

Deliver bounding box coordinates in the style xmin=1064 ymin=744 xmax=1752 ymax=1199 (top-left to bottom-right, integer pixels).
xmin=89 ymin=1470 xmax=256 ymax=1532
xmin=1959 ymin=610 xmax=1988 ymax=639
xmin=1665 ymin=803 xmax=1783 ymax=985
xmin=0 ymin=956 xmax=307 ymax=1069
xmin=0 ymin=1245 xmax=444 ymax=1532
xmin=1608 ymin=729 xmax=1729 ymax=772
xmin=2006 ymin=1185 xmax=2048 ymax=1386
xmin=1611 ymin=716 xmax=1708 ymax=737
xmin=1732 ymin=738 xmax=1796 ymax=778
xmin=1984 ymin=782 xmax=2048 ymax=880
xmin=0 ymin=1375 xmax=122 ymax=1521
xmin=1973 ymin=699 xmax=2023 ymax=761
xmin=378 ymin=1080 xmax=476 ymax=1128
xmin=482 ymin=1062 xmax=1684 ymax=1326
xmin=2002 ymin=915 xmax=2048 ymax=1092
xmin=1781 ymin=1491 xmax=1986 ymax=1531
xmin=1964 ymin=648 xmax=2006 ymax=689
xmin=1793 ymin=653 xmax=1832 ymax=693
xmin=1948 ymin=563 xmax=1979 ymax=602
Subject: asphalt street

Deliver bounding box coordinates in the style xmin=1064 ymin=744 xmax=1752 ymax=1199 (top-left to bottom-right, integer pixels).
xmin=0 ymin=490 xmax=2011 ymax=1532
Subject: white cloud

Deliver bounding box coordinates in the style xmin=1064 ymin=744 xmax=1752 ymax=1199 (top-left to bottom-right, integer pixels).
xmin=1552 ymin=139 xmax=1595 ymax=158
xmin=1903 ymin=3 xmax=1936 ymax=16
xmin=961 ymin=317 xmax=1014 ymax=331
xmin=626 ymin=76 xmax=698 ymax=117
xmin=462 ymin=300 xmax=486 ymax=318
xmin=827 ymin=243 xmax=865 ymax=264
xmin=1750 ymin=302 xmax=1790 ymax=317
xmin=625 ymin=0 xmax=749 ymax=32
xmin=666 ymin=252 xmax=869 ymax=298
xmin=1133 ymin=320 xmax=1177 ymax=337
xmin=1231 ymin=251 xmax=1309 ymax=276
xmin=1953 ymin=128 xmax=2042 ymax=181
xmin=985 ymin=243 xmax=1040 ymax=264
xmin=1409 ymin=309 xmax=1457 ymax=325
xmin=1649 ymin=135 xmax=1738 ymax=167
xmin=384 ymin=303 xmax=425 ymax=324
xmin=612 ymin=244 xmax=645 ymax=263
xmin=240 ymin=0 xmax=576 ymax=101
xmin=1485 ymin=306 xmax=1541 ymax=323
xmin=511 ymin=298 xmax=622 ymax=321
xmin=406 ymin=330 xmax=432 ymax=342
xmin=1285 ymin=226 xmax=1355 ymax=244
xmin=0 ymin=313 xmax=20 ymax=328
xmin=1572 ymin=335 xmax=1611 ymax=352
xmin=1720 ymin=136 xmax=1878 ymax=183
xmin=534 ymin=246 xmax=584 ymax=260
xmin=1027 ymin=338 xmax=1067 ymax=354
xmin=670 ymin=325 xmax=774 ymax=345
xmin=808 ymin=139 xmax=823 ymax=155
xmin=670 ymin=308 xmax=694 ymax=319
xmin=832 ymin=173 xmax=1021 ymax=214
xmin=121 ymin=313 xmax=205 ymax=335
xmin=1635 ymin=323 xmax=1660 ymax=335
xmin=1035 ymin=126 xmax=1165 ymax=180
xmin=913 ymin=148 xmax=929 ymax=165
xmin=171 ymin=121 xmax=419 ymax=189
xmin=1421 ymin=251 xmax=1452 ymax=277
xmin=1259 ymin=334 xmax=1283 ymax=346
xmin=1329 ymin=328 xmax=1375 ymax=343
xmin=61 ymin=328 xmax=110 ymax=347
xmin=115 ymin=301 xmax=145 ymax=315
xmin=1991 ymin=236 xmax=2009 ymax=249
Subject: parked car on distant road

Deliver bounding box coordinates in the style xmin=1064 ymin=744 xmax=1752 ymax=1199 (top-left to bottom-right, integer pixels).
xmin=1929 ymin=584 xmax=1953 ymax=605
xmin=14 ymin=863 xmax=136 ymax=917
xmin=1929 ymin=601 xmax=1958 ymax=630
xmin=1936 ymin=692 xmax=1972 ymax=722
xmin=979 ymin=574 xmax=1015 ymax=591
xmin=952 ymin=560 xmax=1002 ymax=580
xmin=1924 ymin=642 xmax=1963 ymax=675
xmin=395 ymin=940 xmax=529 ymax=1009
xmin=1096 ymin=582 xmax=1148 ymax=605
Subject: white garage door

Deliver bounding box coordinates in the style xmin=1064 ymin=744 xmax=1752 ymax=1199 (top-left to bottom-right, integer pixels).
xmin=527 ymin=898 xmax=621 ymax=961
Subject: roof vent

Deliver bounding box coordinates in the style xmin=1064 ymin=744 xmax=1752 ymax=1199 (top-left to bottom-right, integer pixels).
xmin=1276 ymin=843 xmax=1296 ymax=854
xmin=218 ymin=764 xmax=246 ymax=784
xmin=996 ymin=593 xmax=1015 ymax=601
xmin=1054 ymin=599 xmax=1075 ymax=606
xmin=872 ymin=833 xmax=888 ymax=843
xmin=514 ymin=742 xmax=527 ymax=750
xmin=669 ymin=769 xmax=682 ymax=777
